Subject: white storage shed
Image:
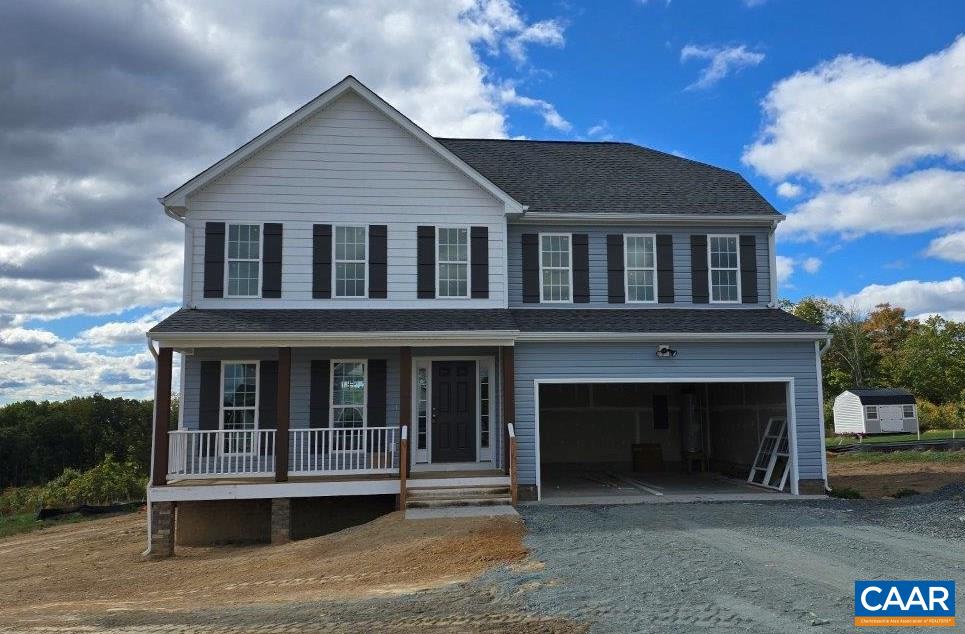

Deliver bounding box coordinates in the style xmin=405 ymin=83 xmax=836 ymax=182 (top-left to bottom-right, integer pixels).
xmin=832 ymin=388 xmax=919 ymax=435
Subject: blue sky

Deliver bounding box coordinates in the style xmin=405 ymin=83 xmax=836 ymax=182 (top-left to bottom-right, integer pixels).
xmin=0 ymin=0 xmax=962 ymax=403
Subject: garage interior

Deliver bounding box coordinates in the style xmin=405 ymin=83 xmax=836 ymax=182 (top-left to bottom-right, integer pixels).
xmin=538 ymin=381 xmax=791 ymax=501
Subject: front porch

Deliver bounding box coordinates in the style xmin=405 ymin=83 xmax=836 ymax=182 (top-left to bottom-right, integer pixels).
xmin=146 ymin=343 xmax=519 ymax=555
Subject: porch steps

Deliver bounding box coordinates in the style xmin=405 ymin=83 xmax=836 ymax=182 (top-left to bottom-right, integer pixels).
xmin=405 ymin=485 xmax=512 ymax=510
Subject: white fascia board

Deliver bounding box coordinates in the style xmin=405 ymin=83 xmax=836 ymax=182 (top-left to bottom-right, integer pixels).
xmin=511 ymin=212 xmax=786 ymax=225
xmin=159 ymin=76 xmax=523 ymax=214
xmin=149 ymin=479 xmax=400 ymax=502
xmin=515 ymin=331 xmax=829 ymax=342
xmin=149 ymin=330 xmax=519 ymax=348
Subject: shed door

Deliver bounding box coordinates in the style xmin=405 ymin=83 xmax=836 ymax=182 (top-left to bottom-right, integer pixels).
xmin=879 ymin=405 xmax=904 ymax=432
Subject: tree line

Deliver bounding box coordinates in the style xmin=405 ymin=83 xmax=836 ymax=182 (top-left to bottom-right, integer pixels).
xmin=0 ymin=394 xmax=177 ymax=489
xmin=784 ymin=299 xmax=965 ymax=430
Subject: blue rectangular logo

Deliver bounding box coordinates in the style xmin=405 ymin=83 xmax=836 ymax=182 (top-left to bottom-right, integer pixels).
xmin=855 ymin=580 xmax=955 ymax=627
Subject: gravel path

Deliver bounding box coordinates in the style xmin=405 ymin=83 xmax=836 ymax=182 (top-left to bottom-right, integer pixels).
xmin=3 ymin=486 xmax=962 ymax=632
xmin=490 ymin=484 xmax=965 ymax=632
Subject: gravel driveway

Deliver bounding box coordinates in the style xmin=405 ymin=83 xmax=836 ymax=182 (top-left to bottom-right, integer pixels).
xmin=493 ymin=484 xmax=965 ymax=632
xmin=4 ymin=486 xmax=963 ymax=633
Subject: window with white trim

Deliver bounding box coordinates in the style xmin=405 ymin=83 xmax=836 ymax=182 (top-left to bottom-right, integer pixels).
xmin=709 ymin=235 xmax=740 ymax=303
xmin=226 ymin=224 xmax=261 ymax=297
xmin=480 ymin=367 xmax=490 ymax=449
xmin=221 ymin=362 xmax=258 ymax=453
xmin=625 ymin=234 xmax=657 ymax=302
xmin=903 ymin=404 xmax=915 ymax=418
xmin=334 ymin=226 xmax=367 ymax=297
xmin=331 ymin=361 xmax=366 ymax=428
xmin=437 ymin=227 xmax=469 ymax=297
xmin=540 ymin=233 xmax=572 ymax=302
xmin=866 ymin=405 xmax=878 ymax=420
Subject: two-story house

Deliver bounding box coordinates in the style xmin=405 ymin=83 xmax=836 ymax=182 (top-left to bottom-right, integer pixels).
xmin=145 ymin=76 xmax=827 ymax=556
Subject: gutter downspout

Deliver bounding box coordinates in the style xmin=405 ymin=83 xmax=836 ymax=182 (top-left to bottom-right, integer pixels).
xmin=768 ymin=219 xmax=779 ymax=308
xmin=816 ymin=335 xmax=832 ymax=492
xmin=143 ymin=336 xmax=159 ymax=556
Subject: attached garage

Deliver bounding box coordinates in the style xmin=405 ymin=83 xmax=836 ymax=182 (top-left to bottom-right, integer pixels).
xmin=537 ymin=380 xmax=792 ymax=501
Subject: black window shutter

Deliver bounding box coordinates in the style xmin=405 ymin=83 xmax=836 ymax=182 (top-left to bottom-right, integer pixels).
xmin=262 ymin=223 xmax=283 ymax=298
xmin=417 ymin=226 xmax=435 ymax=299
xmin=470 ymin=226 xmax=489 ymax=299
xmin=199 ymin=360 xmax=221 ymax=432
xmin=573 ymin=233 xmax=590 ymax=303
xmin=607 ymin=234 xmax=625 ymax=304
xmin=369 ymin=225 xmax=388 ymax=298
xmin=740 ymin=235 xmax=759 ymax=304
xmin=203 ymin=222 xmax=225 ymax=298
xmin=309 ymin=360 xmax=330 ymax=429
xmin=522 ymin=233 xmax=539 ymax=303
xmin=690 ymin=235 xmax=709 ymax=304
xmin=367 ymin=360 xmax=387 ymax=426
xmin=312 ymin=224 xmax=332 ymax=299
xmin=656 ymin=234 xmax=675 ymax=304
xmin=258 ymin=361 xmax=278 ymax=428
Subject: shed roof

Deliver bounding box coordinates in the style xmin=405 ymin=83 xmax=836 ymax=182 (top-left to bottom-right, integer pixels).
xmin=847 ymin=388 xmax=916 ymax=405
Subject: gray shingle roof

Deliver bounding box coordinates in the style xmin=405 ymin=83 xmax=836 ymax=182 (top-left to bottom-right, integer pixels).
xmin=150 ymin=308 xmax=823 ymax=335
xmin=509 ymin=308 xmax=823 ymax=334
xmin=436 ymin=138 xmax=779 ymax=216
xmin=848 ymin=388 xmax=916 ymax=405
xmin=149 ymin=309 xmax=518 ymax=333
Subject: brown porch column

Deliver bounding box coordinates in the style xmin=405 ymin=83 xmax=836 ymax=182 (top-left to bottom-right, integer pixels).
xmin=275 ymin=348 xmax=291 ymax=482
xmin=151 ymin=347 xmax=173 ymax=487
xmin=501 ymin=346 xmax=515 ymax=473
xmin=399 ymin=347 xmax=412 ymax=436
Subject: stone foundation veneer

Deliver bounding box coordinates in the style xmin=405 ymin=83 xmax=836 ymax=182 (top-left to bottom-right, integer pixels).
xmin=148 ymin=501 xmax=176 ymax=558
xmin=271 ymin=498 xmax=292 ymax=544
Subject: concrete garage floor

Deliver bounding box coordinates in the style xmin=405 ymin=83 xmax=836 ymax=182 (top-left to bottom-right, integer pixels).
xmin=537 ymin=469 xmax=810 ymax=505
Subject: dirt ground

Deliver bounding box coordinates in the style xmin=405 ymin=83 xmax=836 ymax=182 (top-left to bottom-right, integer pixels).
xmin=826 ymin=455 xmax=965 ymax=497
xmin=0 ymin=510 xmax=541 ymax=630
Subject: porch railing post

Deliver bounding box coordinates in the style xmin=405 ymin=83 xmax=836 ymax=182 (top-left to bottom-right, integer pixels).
xmin=275 ymin=347 xmax=291 ymax=482
xmin=508 ymin=423 xmax=518 ymax=506
xmin=151 ymin=347 xmax=173 ymax=487
xmin=399 ymin=426 xmax=408 ymax=512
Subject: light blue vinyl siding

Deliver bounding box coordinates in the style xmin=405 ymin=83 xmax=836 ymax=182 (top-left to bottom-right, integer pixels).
xmin=513 ymin=340 xmax=823 ymax=487
xmin=507 ymin=223 xmax=772 ymax=307
xmin=181 ymin=347 xmax=401 ymax=430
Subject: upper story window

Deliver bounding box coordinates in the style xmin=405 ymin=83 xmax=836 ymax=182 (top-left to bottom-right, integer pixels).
xmin=331 ymin=360 xmax=366 ymax=428
xmin=903 ymin=404 xmax=915 ymax=418
xmin=334 ymin=226 xmax=367 ymax=297
xmin=709 ymin=235 xmax=740 ymax=303
xmin=866 ymin=405 xmax=878 ymax=420
xmin=625 ymin=234 xmax=657 ymax=303
xmin=227 ymin=224 xmax=261 ymax=297
xmin=437 ymin=227 xmax=469 ymax=298
xmin=540 ymin=233 xmax=572 ymax=303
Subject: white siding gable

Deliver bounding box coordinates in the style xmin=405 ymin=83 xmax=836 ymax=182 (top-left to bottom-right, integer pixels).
xmin=184 ymin=92 xmax=507 ymax=308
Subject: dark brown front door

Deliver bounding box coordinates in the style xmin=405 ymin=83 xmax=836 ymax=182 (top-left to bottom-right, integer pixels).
xmin=431 ymin=360 xmax=476 ymax=462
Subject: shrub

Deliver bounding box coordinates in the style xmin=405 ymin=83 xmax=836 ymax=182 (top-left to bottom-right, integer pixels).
xmin=916 ymin=399 xmax=965 ymax=432
xmin=30 ymin=457 xmax=147 ymax=510
xmin=829 ymin=486 xmax=863 ymax=499
xmin=0 ymin=486 xmax=43 ymax=516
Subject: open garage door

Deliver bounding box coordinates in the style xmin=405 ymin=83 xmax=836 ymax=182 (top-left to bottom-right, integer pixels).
xmin=537 ymin=381 xmax=792 ymax=502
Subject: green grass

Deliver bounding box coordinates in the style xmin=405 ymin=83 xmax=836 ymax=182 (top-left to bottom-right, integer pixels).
xmin=832 ymin=449 xmax=965 ymax=465
xmin=0 ymin=511 xmax=107 ymax=539
xmin=826 ymin=429 xmax=962 ymax=448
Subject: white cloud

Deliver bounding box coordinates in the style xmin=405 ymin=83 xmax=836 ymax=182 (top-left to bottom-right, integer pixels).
xmin=0 ymin=327 xmax=60 ymax=355
xmin=680 ymin=44 xmax=764 ymax=90
xmin=835 ymin=276 xmax=965 ymax=320
xmin=743 ymin=36 xmax=965 ymax=185
xmin=505 ymin=19 xmax=565 ymax=62
xmin=802 ymin=257 xmax=822 ymax=274
xmin=776 ymin=181 xmax=803 ymax=198
xmin=775 ymin=255 xmax=794 ymax=285
xmin=925 ymin=230 xmax=965 ymax=262
xmin=496 ymin=83 xmax=572 ymax=131
xmin=76 ymin=306 xmax=179 ymax=347
xmin=779 ymin=168 xmax=965 ymax=239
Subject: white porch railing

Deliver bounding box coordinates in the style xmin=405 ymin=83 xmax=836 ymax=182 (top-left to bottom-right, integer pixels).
xmin=290 ymin=426 xmax=399 ymax=475
xmin=167 ymin=429 xmax=276 ymax=479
